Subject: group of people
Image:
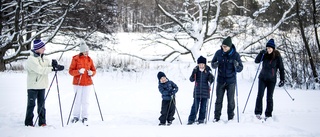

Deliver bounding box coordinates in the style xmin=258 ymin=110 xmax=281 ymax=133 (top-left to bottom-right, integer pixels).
xmin=24 ymin=36 xmax=285 ymax=127
xmin=24 ymin=40 xmax=96 ymax=127
xmin=156 ymin=36 xmax=285 ymax=125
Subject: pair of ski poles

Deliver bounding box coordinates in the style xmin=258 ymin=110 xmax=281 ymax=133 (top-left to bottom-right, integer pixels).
xmin=242 ymin=54 xmax=295 ymax=114
xmin=66 ymin=74 xmax=104 ymax=125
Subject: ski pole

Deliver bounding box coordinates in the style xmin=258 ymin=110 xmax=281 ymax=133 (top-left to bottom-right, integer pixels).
xmin=165 ymin=97 xmax=173 ymax=124
xmin=242 ymin=54 xmax=265 ymax=113
xmin=235 ymin=67 xmax=240 ymax=123
xmin=55 ymin=72 xmax=64 ymax=127
xmin=67 ymin=74 xmax=82 ymax=125
xmin=172 ymin=97 xmax=182 ymax=125
xmin=34 ymin=71 xmax=57 ymax=126
xmin=92 ymin=78 xmax=104 ymax=121
xmin=283 ymin=86 xmax=295 ymax=101
xmin=206 ymin=69 xmax=217 ymax=122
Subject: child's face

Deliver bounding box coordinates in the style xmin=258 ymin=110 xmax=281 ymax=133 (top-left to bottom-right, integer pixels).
xmin=160 ymin=77 xmax=167 ymax=83
xmin=198 ymin=63 xmax=205 ymax=69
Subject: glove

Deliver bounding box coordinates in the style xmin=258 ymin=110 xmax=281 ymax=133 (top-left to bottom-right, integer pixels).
xmin=278 ymin=80 xmax=285 ymax=87
xmin=212 ymin=61 xmax=219 ymax=69
xmin=79 ymin=68 xmax=85 ymax=74
xmin=88 ymin=70 xmax=93 ymax=76
xmin=233 ymin=60 xmax=239 ymax=67
xmin=53 ymin=65 xmax=64 ymax=71
xmin=260 ymin=50 xmax=266 ymax=54
xmin=51 ymin=59 xmax=58 ymax=67
xmin=192 ymin=67 xmax=197 ymax=75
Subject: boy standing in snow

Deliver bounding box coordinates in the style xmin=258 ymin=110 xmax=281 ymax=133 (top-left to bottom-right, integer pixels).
xmin=157 ymin=71 xmax=179 ymax=126
xmin=69 ymin=41 xmax=96 ymax=124
xmin=25 ymin=39 xmax=64 ymax=127
xmin=254 ymin=39 xmax=285 ymax=120
xmin=187 ymin=56 xmax=214 ymax=125
xmin=211 ymin=36 xmax=243 ymax=122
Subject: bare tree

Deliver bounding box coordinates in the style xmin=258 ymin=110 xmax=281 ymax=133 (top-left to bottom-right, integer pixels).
xmin=134 ymin=0 xmax=295 ymax=62
xmin=296 ymin=0 xmax=319 ymax=83
xmin=0 ymin=0 xmax=80 ymax=71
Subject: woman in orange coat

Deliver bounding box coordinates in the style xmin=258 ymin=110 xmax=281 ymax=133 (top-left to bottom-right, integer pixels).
xmin=69 ymin=41 xmax=96 ymax=124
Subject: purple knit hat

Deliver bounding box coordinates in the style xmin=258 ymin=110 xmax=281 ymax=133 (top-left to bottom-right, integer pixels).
xmin=33 ymin=39 xmax=45 ymax=50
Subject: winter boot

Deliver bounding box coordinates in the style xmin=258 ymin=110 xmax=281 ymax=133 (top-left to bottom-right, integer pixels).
xmin=71 ymin=117 xmax=79 ymax=123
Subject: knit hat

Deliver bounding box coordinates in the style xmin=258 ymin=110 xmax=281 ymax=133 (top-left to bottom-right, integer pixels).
xmin=157 ymin=71 xmax=166 ymax=81
xmin=197 ymin=56 xmax=207 ymax=64
xmin=79 ymin=41 xmax=89 ymax=53
xmin=33 ymin=39 xmax=45 ymax=50
xmin=222 ymin=36 xmax=232 ymax=48
xmin=266 ymin=39 xmax=275 ymax=49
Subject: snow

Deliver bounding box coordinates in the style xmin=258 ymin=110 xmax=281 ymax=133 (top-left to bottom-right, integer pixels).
xmin=1 ymin=60 xmax=320 ymax=137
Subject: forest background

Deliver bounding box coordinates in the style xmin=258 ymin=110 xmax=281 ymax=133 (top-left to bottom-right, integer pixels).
xmin=1 ymin=0 xmax=320 ymax=89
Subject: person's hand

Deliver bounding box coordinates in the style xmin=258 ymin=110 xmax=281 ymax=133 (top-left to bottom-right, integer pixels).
xmin=88 ymin=70 xmax=93 ymax=76
xmin=54 ymin=65 xmax=64 ymax=71
xmin=212 ymin=61 xmax=219 ymax=69
xmin=260 ymin=49 xmax=266 ymax=54
xmin=233 ymin=60 xmax=239 ymax=67
xmin=79 ymin=68 xmax=85 ymax=74
xmin=192 ymin=67 xmax=197 ymax=75
xmin=278 ymin=80 xmax=285 ymax=87
xmin=52 ymin=59 xmax=58 ymax=67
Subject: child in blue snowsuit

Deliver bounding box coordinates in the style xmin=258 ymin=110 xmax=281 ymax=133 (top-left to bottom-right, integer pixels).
xmin=157 ymin=72 xmax=179 ymax=126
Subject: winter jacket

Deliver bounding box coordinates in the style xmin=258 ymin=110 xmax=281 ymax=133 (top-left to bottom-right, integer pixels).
xmin=255 ymin=50 xmax=284 ymax=82
xmin=26 ymin=50 xmax=54 ymax=89
xmin=189 ymin=65 xmax=214 ymax=99
xmin=158 ymin=79 xmax=178 ymax=100
xmin=69 ymin=54 xmax=96 ymax=86
xmin=211 ymin=45 xmax=243 ymax=84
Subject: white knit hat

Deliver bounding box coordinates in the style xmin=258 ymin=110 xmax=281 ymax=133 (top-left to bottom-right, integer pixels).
xmin=79 ymin=41 xmax=89 ymax=53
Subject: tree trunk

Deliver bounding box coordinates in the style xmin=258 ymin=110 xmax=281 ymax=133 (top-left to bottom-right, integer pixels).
xmin=296 ymin=0 xmax=319 ymax=83
xmin=312 ymin=0 xmax=320 ymax=51
xmin=0 ymin=50 xmax=5 ymax=71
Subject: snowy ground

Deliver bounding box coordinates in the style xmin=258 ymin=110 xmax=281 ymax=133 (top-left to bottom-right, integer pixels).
xmin=0 ymin=61 xmax=320 ymax=137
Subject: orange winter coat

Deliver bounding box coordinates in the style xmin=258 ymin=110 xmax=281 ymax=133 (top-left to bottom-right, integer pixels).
xmin=69 ymin=54 xmax=96 ymax=86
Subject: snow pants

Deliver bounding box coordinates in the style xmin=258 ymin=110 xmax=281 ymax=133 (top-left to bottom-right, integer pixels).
xmin=159 ymin=98 xmax=176 ymax=124
xmin=255 ymin=79 xmax=276 ymax=117
xmin=214 ymin=82 xmax=235 ymax=120
xmin=73 ymin=85 xmax=91 ymax=119
xmin=25 ymin=89 xmax=46 ymax=126
xmin=188 ymin=98 xmax=208 ymax=123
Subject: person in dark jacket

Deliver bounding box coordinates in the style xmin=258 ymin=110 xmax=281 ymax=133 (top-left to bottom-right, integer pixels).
xmin=157 ymin=72 xmax=179 ymax=126
xmin=187 ymin=56 xmax=214 ymax=125
xmin=254 ymin=39 xmax=285 ymax=120
xmin=211 ymin=36 xmax=243 ymax=122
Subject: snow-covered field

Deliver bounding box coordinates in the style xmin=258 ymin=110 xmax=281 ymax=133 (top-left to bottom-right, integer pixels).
xmin=1 ymin=60 xmax=320 ymax=137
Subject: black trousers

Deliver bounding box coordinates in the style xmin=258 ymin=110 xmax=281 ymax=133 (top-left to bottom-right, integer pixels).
xmin=25 ymin=89 xmax=46 ymax=126
xmin=159 ymin=98 xmax=175 ymax=123
xmin=255 ymin=79 xmax=276 ymax=117
xmin=214 ymin=82 xmax=236 ymax=120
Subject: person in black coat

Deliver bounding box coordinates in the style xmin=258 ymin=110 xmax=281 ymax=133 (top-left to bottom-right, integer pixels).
xmin=254 ymin=39 xmax=285 ymax=120
xmin=211 ymin=36 xmax=243 ymax=122
xmin=157 ymin=72 xmax=179 ymax=126
xmin=187 ymin=56 xmax=214 ymax=125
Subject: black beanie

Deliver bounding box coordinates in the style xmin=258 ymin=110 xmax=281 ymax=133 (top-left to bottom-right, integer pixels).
xmin=222 ymin=36 xmax=232 ymax=48
xmin=266 ymin=39 xmax=276 ymax=49
xmin=197 ymin=56 xmax=207 ymax=64
xmin=157 ymin=71 xmax=166 ymax=81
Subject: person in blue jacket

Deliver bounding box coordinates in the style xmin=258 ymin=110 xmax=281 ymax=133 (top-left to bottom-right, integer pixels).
xmin=187 ymin=56 xmax=214 ymax=125
xmin=211 ymin=36 xmax=243 ymax=122
xmin=157 ymin=72 xmax=179 ymax=126
xmin=254 ymin=39 xmax=285 ymax=120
